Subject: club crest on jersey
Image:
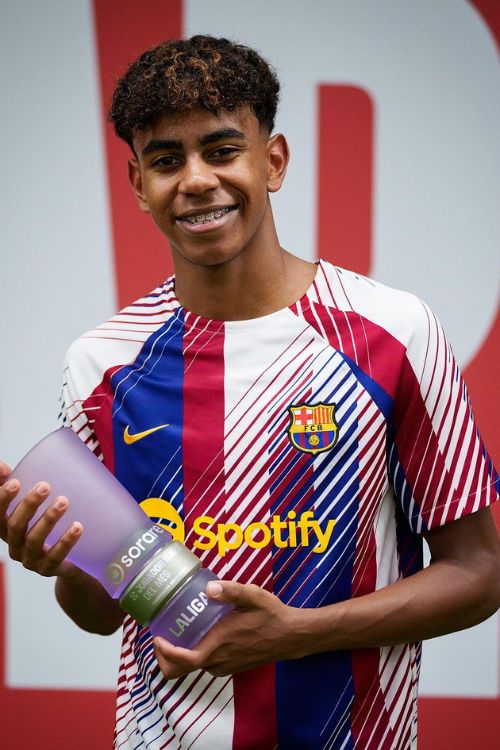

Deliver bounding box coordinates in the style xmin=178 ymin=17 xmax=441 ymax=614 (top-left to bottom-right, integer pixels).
xmin=287 ymin=403 xmax=339 ymax=455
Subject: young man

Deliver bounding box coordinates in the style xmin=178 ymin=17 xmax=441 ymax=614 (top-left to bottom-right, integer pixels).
xmin=1 ymin=35 xmax=499 ymax=750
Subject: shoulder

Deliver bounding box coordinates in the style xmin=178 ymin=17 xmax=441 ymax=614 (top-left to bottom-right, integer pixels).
xmin=313 ymin=260 xmax=433 ymax=349
xmin=64 ymin=276 xmax=179 ymax=381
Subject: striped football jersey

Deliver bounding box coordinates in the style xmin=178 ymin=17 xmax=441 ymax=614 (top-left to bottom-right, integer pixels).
xmin=60 ymin=259 xmax=498 ymax=750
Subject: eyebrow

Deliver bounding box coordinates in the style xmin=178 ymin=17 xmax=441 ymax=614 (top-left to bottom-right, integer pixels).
xmin=142 ymin=138 xmax=181 ymax=157
xmin=199 ymin=128 xmax=246 ymax=145
xmin=141 ymin=128 xmax=246 ymax=157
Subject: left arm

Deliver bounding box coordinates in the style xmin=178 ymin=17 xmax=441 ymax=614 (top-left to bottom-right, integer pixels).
xmin=154 ymin=506 xmax=500 ymax=678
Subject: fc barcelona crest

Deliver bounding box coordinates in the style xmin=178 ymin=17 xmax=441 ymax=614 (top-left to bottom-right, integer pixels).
xmin=288 ymin=402 xmax=339 ymax=455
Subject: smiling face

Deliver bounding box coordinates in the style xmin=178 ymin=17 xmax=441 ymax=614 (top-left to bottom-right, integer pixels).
xmin=128 ymin=107 xmax=289 ymax=270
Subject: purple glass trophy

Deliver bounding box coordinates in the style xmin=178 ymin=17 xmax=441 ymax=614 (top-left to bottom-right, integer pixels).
xmin=9 ymin=428 xmax=231 ymax=648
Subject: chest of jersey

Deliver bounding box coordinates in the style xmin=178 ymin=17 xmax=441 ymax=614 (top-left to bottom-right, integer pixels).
xmin=105 ymin=308 xmax=390 ymax=605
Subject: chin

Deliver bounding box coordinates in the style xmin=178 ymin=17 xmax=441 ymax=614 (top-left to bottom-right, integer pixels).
xmin=180 ymin=246 xmax=242 ymax=269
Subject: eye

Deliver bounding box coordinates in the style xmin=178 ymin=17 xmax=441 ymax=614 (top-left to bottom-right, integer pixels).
xmin=210 ymin=146 xmax=240 ymax=160
xmin=151 ymin=155 xmax=182 ymax=169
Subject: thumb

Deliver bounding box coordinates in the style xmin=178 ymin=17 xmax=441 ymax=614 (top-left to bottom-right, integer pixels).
xmin=206 ymin=579 xmax=261 ymax=608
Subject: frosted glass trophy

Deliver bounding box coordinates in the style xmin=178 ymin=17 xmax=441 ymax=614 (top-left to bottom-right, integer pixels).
xmin=9 ymin=427 xmax=231 ymax=648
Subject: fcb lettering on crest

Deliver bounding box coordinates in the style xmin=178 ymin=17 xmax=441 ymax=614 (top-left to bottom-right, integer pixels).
xmin=287 ymin=402 xmax=339 ymax=455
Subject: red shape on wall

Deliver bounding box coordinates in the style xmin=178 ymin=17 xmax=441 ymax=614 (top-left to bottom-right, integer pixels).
xmin=464 ymin=2 xmax=500 ymax=531
xmin=420 ymin=696 xmax=500 ymax=749
xmin=316 ymin=79 xmax=499 ymax=534
xmin=316 ymin=85 xmax=374 ymax=277
xmin=469 ymin=0 xmax=500 ymax=50
xmin=463 ymin=307 xmax=500 ymax=531
xmin=0 ymin=562 xmax=115 ymax=749
xmin=92 ymin=0 xmax=183 ymax=309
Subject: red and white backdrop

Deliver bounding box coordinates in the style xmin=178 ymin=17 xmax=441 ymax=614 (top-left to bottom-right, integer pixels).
xmin=0 ymin=1 xmax=498 ymax=747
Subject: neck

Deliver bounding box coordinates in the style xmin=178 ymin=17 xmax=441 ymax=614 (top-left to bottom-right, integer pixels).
xmin=173 ymin=245 xmax=317 ymax=322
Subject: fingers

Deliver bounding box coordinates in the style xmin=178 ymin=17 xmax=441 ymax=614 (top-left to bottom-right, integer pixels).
xmin=153 ymin=626 xmax=237 ymax=679
xmin=153 ymin=634 xmax=241 ymax=679
xmin=23 ymin=496 xmax=82 ymax=575
xmin=154 ymin=638 xmax=204 ymax=679
xmin=206 ymin=580 xmax=262 ymax=609
xmin=33 ymin=520 xmax=83 ymax=577
xmin=152 ymin=582 xmax=265 ymax=680
xmin=1 ymin=478 xmax=82 ymax=577
xmin=0 ymin=460 xmax=13 ymax=484
xmin=153 ymin=584 xmax=289 ymax=680
xmin=6 ymin=482 xmax=51 ymax=556
xmin=0 ymin=478 xmax=19 ymax=535
xmin=0 ymin=478 xmax=24 ymax=542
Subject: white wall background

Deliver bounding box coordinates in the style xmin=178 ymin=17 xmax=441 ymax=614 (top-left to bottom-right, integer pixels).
xmin=0 ymin=0 xmax=498 ymax=697
xmin=0 ymin=0 xmax=120 ymax=688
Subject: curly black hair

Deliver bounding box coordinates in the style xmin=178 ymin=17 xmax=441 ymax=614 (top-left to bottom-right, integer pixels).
xmin=109 ymin=35 xmax=280 ymax=149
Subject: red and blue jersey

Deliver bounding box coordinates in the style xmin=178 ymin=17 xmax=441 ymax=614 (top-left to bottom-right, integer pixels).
xmin=61 ymin=260 xmax=498 ymax=749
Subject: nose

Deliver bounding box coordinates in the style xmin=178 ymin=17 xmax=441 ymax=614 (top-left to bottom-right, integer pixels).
xmin=178 ymin=156 xmax=220 ymax=195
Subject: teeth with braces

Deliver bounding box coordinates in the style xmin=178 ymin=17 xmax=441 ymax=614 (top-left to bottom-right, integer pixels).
xmin=182 ymin=207 xmax=232 ymax=224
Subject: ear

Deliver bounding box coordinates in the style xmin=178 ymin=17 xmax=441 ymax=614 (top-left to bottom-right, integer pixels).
xmin=128 ymin=159 xmax=150 ymax=213
xmin=266 ymin=133 xmax=289 ymax=193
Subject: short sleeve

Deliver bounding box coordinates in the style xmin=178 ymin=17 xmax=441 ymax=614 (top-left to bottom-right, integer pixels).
xmin=58 ymin=344 xmax=103 ymax=459
xmin=388 ymin=300 xmax=499 ymax=534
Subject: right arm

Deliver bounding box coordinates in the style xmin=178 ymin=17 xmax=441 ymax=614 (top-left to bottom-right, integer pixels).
xmin=0 ymin=461 xmax=124 ymax=635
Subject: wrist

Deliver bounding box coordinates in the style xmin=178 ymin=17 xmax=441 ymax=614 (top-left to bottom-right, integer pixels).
xmin=281 ymin=603 xmax=341 ymax=659
xmin=56 ymin=564 xmax=93 ymax=588
xmin=285 ymin=604 xmax=343 ymax=659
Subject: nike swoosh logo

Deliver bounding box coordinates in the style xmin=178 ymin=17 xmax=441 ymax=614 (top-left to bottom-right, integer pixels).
xmin=123 ymin=423 xmax=169 ymax=445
